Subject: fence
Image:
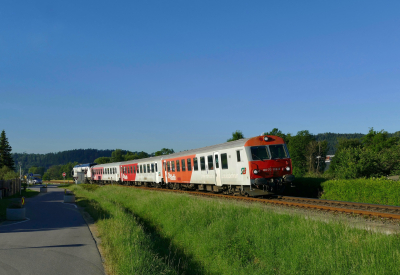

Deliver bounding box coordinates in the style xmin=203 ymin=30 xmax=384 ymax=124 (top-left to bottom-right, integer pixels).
xmin=0 ymin=178 xmax=21 ymax=198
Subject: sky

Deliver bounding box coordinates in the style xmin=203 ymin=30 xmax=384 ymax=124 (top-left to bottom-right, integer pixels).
xmin=1 ymin=1 xmax=399 ymax=154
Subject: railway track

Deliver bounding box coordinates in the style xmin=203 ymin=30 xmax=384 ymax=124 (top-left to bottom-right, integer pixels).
xmin=116 ymin=184 xmax=400 ymax=221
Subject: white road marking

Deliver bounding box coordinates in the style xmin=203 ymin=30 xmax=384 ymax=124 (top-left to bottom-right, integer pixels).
xmin=0 ymin=218 xmax=31 ymax=227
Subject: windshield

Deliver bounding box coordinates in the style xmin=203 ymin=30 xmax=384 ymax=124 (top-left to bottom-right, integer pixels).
xmin=251 ymin=144 xmax=289 ymax=161
xmin=269 ymin=144 xmax=288 ymax=159
xmin=251 ymin=146 xmax=271 ymax=161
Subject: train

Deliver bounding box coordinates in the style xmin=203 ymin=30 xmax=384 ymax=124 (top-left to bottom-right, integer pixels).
xmin=72 ymin=135 xmax=295 ymax=197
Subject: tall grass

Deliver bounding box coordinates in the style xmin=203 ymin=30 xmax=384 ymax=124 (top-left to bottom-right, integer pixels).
xmin=71 ymin=185 xmax=400 ymax=275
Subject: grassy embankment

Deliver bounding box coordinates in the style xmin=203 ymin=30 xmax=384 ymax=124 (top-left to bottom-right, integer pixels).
xmin=68 ymin=184 xmax=400 ymax=275
xmin=288 ymin=177 xmax=400 ymax=206
xmin=0 ymin=189 xmax=39 ymax=221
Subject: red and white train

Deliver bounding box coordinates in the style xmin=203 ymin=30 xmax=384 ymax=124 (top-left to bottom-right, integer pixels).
xmin=73 ymin=135 xmax=295 ymax=197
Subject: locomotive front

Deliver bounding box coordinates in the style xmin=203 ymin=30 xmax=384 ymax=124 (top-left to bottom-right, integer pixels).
xmin=245 ymin=136 xmax=295 ymax=194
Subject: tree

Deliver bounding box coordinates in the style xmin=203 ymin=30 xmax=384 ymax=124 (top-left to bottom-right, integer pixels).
xmin=46 ymin=165 xmax=61 ymax=180
xmin=263 ymin=128 xmax=289 ymax=144
xmin=287 ymin=130 xmax=314 ymax=177
xmin=305 ymin=140 xmax=328 ymax=174
xmin=155 ymin=148 xmax=175 ymax=156
xmin=111 ymin=149 xmax=124 ymax=162
xmin=0 ymin=130 xmax=15 ymax=170
xmin=28 ymin=166 xmax=45 ymax=177
xmin=362 ymin=128 xmax=399 ymax=152
xmin=43 ymin=172 xmax=50 ymax=181
xmin=227 ymin=130 xmax=244 ymax=142
xmin=94 ymin=157 xmax=111 ymax=164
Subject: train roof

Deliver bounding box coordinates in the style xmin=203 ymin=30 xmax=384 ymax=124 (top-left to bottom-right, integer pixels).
xmin=74 ymin=163 xmax=97 ymax=168
xmin=91 ymin=135 xmax=285 ymax=168
xmin=119 ymin=135 xmax=285 ymax=165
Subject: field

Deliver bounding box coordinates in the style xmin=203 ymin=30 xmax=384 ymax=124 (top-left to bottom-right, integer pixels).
xmin=68 ymin=184 xmax=400 ymax=275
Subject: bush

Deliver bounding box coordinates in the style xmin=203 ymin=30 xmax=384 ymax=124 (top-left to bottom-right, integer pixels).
xmin=320 ymin=178 xmax=400 ymax=206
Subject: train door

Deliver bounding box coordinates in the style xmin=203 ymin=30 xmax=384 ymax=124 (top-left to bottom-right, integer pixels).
xmin=163 ymin=160 xmax=168 ymax=184
xmin=155 ymin=162 xmax=160 ymax=183
xmin=214 ymin=152 xmax=222 ymax=186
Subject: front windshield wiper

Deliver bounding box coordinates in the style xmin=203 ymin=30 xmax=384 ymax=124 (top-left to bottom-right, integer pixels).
xmin=252 ymin=154 xmax=265 ymax=161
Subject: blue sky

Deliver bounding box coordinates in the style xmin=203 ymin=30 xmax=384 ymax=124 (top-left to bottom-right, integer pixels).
xmin=1 ymin=1 xmax=399 ymax=154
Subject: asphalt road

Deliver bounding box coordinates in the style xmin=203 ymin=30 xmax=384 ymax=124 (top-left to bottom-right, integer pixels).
xmin=0 ymin=185 xmax=105 ymax=275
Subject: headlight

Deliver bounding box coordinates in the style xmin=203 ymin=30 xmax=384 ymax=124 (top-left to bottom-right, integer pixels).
xmin=264 ymin=136 xmax=269 ymax=141
xmin=253 ymin=169 xmax=259 ymax=174
xmin=286 ymin=166 xmax=291 ymax=171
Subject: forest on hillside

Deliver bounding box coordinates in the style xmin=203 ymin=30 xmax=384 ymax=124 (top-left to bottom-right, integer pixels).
xmin=12 ymin=149 xmax=118 ymax=173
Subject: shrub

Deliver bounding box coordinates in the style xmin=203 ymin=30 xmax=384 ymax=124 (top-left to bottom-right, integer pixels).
xmin=321 ymin=178 xmax=400 ymax=206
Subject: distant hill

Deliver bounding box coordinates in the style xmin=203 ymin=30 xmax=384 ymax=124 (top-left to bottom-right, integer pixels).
xmin=315 ymin=131 xmax=400 ymax=155
xmin=12 ymin=149 xmax=119 ymax=171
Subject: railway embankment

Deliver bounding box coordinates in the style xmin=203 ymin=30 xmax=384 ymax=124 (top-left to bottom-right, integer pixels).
xmin=68 ymin=184 xmax=400 ymax=275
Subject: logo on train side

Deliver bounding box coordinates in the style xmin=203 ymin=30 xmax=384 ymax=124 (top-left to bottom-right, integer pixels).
xmin=241 ymin=168 xmax=246 ymax=174
xmin=168 ymin=173 xmax=176 ymax=180
xmin=122 ymin=174 xmax=128 ymax=180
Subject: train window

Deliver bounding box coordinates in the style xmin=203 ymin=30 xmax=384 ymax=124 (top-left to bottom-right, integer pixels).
xmin=215 ymin=155 xmax=219 ymax=169
xmin=187 ymin=158 xmax=192 ymax=171
xmin=251 ymin=146 xmax=271 ymax=161
xmin=176 ymin=160 xmax=180 ymax=172
xmin=144 ymin=164 xmax=147 ymax=173
xmin=151 ymin=164 xmax=154 ymax=173
xmin=221 ymin=153 xmax=228 ymax=169
xmin=200 ymin=157 xmax=205 ymax=171
xmin=155 ymin=163 xmax=158 ymax=172
xmin=208 ymin=155 xmax=214 ymax=170
xmin=133 ymin=166 xmax=136 ymax=173
xmin=147 ymin=164 xmax=150 ymax=173
xmin=193 ymin=157 xmax=198 ymax=171
xmin=171 ymin=161 xmax=175 ymax=172
xmin=140 ymin=165 xmax=143 ymax=173
xmin=104 ymin=169 xmax=105 ymax=174
xmin=236 ymin=150 xmax=241 ymax=162
xmin=167 ymin=162 xmax=170 ymax=172
xmin=269 ymin=145 xmax=288 ymax=159
xmin=181 ymin=159 xmax=186 ymax=171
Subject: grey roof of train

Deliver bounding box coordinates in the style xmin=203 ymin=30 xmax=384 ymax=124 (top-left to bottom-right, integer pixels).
xmin=119 ymin=137 xmax=252 ymax=165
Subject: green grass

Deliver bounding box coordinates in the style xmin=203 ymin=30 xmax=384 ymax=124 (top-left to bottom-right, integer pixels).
xmin=70 ymin=184 xmax=400 ymax=275
xmin=321 ymin=177 xmax=400 ymax=206
xmin=0 ymin=189 xmax=39 ymax=221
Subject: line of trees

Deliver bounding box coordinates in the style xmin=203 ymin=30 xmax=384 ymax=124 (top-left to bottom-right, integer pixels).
xmin=94 ymin=148 xmax=175 ymax=164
